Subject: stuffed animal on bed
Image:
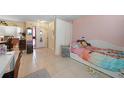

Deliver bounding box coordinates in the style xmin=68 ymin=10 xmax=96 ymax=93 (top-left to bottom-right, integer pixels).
xmin=77 ymin=40 xmax=91 ymax=47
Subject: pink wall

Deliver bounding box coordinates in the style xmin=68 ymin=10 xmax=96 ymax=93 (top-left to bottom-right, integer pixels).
xmin=72 ymin=16 xmax=124 ymax=47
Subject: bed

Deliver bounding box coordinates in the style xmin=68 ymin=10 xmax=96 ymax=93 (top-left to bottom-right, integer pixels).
xmin=70 ymin=40 xmax=124 ymax=78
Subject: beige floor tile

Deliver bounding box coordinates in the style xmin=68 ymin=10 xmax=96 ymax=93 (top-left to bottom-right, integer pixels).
xmin=17 ymin=48 xmax=110 ymax=78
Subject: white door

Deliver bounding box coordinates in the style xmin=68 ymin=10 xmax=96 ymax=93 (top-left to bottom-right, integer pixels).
xmin=36 ymin=27 xmax=45 ymax=48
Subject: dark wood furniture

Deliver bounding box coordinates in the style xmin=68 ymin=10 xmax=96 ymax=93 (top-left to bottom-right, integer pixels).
xmin=27 ymin=44 xmax=33 ymax=54
xmin=2 ymin=51 xmax=23 ymax=78
xmin=6 ymin=38 xmax=13 ymax=51
xmin=27 ymin=41 xmax=33 ymax=54
xmin=19 ymin=40 xmax=26 ymax=51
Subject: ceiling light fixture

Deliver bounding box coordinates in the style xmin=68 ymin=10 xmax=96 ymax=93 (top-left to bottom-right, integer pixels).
xmin=40 ymin=20 xmax=48 ymax=23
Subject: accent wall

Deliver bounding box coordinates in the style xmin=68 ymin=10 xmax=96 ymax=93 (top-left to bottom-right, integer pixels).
xmin=72 ymin=16 xmax=124 ymax=47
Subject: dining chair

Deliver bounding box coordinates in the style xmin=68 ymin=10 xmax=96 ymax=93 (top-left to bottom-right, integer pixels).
xmin=2 ymin=51 xmax=23 ymax=78
xmin=6 ymin=38 xmax=13 ymax=51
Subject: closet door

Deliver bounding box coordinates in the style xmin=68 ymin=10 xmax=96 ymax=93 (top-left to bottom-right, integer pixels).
xmin=55 ymin=19 xmax=72 ymax=55
xmin=65 ymin=22 xmax=72 ymax=45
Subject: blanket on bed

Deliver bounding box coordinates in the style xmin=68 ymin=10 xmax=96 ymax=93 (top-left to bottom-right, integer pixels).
xmin=71 ymin=42 xmax=124 ymax=72
xmin=89 ymin=52 xmax=124 ymax=72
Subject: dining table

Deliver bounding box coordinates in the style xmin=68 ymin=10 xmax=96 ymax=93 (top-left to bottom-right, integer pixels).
xmin=0 ymin=51 xmax=15 ymax=77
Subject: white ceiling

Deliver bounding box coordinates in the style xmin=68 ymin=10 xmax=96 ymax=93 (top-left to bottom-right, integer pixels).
xmin=0 ymin=15 xmax=81 ymax=22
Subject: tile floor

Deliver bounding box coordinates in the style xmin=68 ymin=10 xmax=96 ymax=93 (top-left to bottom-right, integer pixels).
xmin=18 ymin=48 xmax=110 ymax=78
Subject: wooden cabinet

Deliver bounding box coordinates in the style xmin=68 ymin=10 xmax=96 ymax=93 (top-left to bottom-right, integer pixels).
xmin=19 ymin=40 xmax=26 ymax=50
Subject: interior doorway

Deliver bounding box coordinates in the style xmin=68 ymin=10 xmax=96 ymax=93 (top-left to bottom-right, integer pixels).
xmin=32 ymin=26 xmax=47 ymax=48
xmin=35 ymin=27 xmax=44 ymax=48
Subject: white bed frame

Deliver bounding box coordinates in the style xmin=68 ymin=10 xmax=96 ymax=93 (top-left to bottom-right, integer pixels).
xmin=70 ymin=40 xmax=124 ymax=78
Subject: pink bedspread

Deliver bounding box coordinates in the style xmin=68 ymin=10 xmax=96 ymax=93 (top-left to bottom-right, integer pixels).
xmin=71 ymin=47 xmax=91 ymax=61
xmin=71 ymin=48 xmax=84 ymax=56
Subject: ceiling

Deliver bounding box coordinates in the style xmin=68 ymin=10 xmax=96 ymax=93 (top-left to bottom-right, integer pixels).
xmin=0 ymin=15 xmax=81 ymax=22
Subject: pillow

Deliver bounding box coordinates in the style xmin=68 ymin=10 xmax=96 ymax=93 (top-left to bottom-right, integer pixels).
xmin=71 ymin=42 xmax=80 ymax=48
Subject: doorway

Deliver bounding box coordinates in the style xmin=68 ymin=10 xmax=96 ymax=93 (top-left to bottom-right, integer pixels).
xmin=33 ymin=27 xmax=47 ymax=48
xmin=36 ymin=27 xmax=44 ymax=48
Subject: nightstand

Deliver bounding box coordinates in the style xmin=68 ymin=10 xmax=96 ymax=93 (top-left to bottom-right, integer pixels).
xmin=61 ymin=45 xmax=70 ymax=57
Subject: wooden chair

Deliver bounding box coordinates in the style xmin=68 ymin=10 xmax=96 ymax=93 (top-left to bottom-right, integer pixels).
xmin=2 ymin=51 xmax=23 ymax=78
xmin=6 ymin=38 xmax=13 ymax=51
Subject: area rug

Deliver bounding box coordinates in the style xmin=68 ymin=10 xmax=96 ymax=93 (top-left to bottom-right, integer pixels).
xmin=25 ymin=69 xmax=51 ymax=78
